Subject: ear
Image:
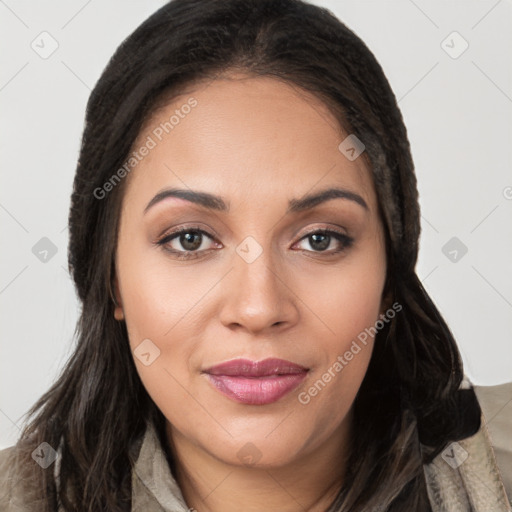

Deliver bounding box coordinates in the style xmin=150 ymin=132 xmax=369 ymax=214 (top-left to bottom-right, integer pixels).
xmin=112 ymin=275 xmax=125 ymax=321
xmin=380 ymin=278 xmax=394 ymax=315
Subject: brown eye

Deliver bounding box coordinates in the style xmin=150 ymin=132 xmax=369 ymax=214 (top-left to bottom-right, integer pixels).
xmin=295 ymin=229 xmax=353 ymax=254
xmin=156 ymin=227 xmax=218 ymax=259
xmin=177 ymin=231 xmax=203 ymax=251
xmin=308 ymin=233 xmax=330 ymax=251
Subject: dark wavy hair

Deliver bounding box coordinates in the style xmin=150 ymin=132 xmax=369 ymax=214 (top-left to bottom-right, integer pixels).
xmin=13 ymin=0 xmax=481 ymax=510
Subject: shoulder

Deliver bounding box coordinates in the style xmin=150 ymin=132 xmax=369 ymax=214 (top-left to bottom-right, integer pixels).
xmin=0 ymin=443 xmax=49 ymax=511
xmin=423 ymin=411 xmax=511 ymax=511
xmin=0 ymin=445 xmax=17 ymax=504
xmin=422 ymin=382 xmax=512 ymax=510
xmin=474 ymin=382 xmax=512 ymax=502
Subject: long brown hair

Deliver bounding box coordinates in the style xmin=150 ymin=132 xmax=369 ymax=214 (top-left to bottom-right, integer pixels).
xmin=15 ymin=1 xmax=480 ymax=510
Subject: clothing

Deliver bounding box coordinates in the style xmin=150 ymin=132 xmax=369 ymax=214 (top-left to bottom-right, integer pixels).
xmin=132 ymin=408 xmax=512 ymax=512
xmin=423 ymin=409 xmax=510 ymax=510
xmin=1 ymin=384 xmax=511 ymax=511
xmin=474 ymin=382 xmax=512 ymax=499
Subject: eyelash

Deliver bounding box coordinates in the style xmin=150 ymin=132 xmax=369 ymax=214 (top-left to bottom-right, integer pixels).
xmin=155 ymin=225 xmax=354 ymax=260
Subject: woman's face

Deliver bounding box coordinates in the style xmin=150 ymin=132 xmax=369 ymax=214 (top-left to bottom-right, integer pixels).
xmin=114 ymin=73 xmax=389 ymax=468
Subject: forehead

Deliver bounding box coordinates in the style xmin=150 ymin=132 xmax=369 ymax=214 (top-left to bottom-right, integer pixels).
xmin=123 ymin=74 xmax=377 ymax=214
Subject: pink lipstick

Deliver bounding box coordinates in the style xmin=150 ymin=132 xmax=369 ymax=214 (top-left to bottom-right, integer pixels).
xmin=203 ymin=358 xmax=308 ymax=405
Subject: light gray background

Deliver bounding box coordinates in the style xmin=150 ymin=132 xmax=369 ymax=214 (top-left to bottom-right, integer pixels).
xmin=1 ymin=0 xmax=511 ymax=449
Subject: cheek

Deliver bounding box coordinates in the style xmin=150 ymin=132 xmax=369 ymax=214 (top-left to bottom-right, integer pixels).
xmin=292 ymin=249 xmax=386 ymax=423
xmin=115 ymin=240 xmax=209 ymax=406
xmin=295 ymin=301 xmax=379 ymax=443
xmin=294 ymin=249 xmax=386 ymax=348
xmin=116 ymin=240 xmax=204 ymax=345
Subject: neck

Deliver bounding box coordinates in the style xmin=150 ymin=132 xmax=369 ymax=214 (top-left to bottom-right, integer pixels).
xmin=165 ymin=411 xmax=353 ymax=512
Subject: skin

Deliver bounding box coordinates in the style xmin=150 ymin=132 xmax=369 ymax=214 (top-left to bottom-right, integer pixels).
xmin=113 ymin=72 xmax=390 ymax=512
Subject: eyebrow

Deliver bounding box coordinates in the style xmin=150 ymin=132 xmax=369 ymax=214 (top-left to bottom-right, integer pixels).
xmin=143 ymin=186 xmax=368 ymax=214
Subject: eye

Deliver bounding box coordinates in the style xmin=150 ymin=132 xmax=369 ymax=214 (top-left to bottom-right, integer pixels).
xmin=293 ymin=229 xmax=353 ymax=254
xmin=156 ymin=227 xmax=219 ymax=260
xmin=156 ymin=226 xmax=354 ymax=260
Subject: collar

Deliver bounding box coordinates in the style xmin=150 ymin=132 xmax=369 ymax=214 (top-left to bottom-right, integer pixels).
xmin=423 ymin=413 xmax=511 ymax=511
xmin=129 ymin=415 xmax=510 ymax=512
xmin=130 ymin=421 xmax=190 ymax=512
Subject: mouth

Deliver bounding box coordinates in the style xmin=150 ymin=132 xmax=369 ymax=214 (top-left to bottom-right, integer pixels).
xmin=202 ymin=358 xmax=309 ymax=405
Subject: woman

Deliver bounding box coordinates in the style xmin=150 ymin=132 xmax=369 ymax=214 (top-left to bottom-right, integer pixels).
xmin=0 ymin=0 xmax=510 ymax=510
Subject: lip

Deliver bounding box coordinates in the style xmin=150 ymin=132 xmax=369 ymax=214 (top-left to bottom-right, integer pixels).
xmin=203 ymin=358 xmax=309 ymax=405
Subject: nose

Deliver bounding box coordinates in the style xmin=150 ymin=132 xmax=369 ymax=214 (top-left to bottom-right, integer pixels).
xmin=218 ymin=241 xmax=299 ymax=335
